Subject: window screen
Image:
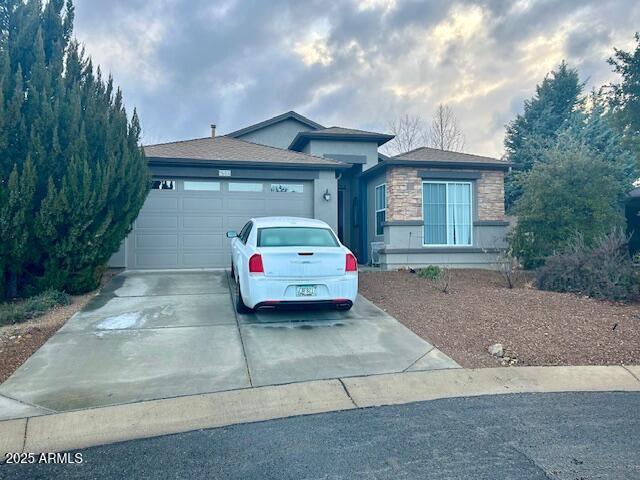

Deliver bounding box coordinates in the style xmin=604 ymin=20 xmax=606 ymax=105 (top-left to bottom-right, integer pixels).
xmin=423 ymin=182 xmax=472 ymax=246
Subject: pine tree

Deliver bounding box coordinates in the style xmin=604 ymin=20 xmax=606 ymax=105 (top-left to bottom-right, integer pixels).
xmin=0 ymin=0 xmax=149 ymax=299
xmin=562 ymin=94 xmax=639 ymax=187
xmin=607 ymin=33 xmax=640 ymax=157
xmin=504 ymin=62 xmax=584 ymax=209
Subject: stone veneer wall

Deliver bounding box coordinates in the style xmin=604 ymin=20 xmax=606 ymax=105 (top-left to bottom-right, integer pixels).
xmin=386 ymin=167 xmax=505 ymax=221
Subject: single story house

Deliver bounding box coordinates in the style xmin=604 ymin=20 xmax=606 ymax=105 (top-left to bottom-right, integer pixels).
xmin=109 ymin=111 xmax=511 ymax=270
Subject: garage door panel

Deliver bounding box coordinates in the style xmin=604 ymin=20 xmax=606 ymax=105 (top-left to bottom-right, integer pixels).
xmin=182 ymin=252 xmax=228 ymax=267
xmin=225 ymin=216 xmax=252 ymax=230
xmin=224 ymin=198 xmax=266 ymax=212
xmin=136 ymin=234 xmax=178 ymax=249
xmin=183 ymin=215 xmax=223 ymax=230
xmin=265 ymin=198 xmax=311 ymax=216
xmin=183 ymin=233 xmax=223 ymax=249
xmin=183 ymin=197 xmax=223 ymax=211
xmin=135 ymin=253 xmax=179 ymax=268
xmin=141 ymin=196 xmax=179 ymax=212
xmin=136 ymin=215 xmax=178 ymax=229
xmin=130 ymin=179 xmax=313 ymax=269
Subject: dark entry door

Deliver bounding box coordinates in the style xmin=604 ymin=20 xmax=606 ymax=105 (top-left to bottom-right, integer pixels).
xmin=337 ymin=189 xmax=344 ymax=242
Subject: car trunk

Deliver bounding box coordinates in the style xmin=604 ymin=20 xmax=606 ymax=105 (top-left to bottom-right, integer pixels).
xmin=258 ymin=247 xmax=345 ymax=278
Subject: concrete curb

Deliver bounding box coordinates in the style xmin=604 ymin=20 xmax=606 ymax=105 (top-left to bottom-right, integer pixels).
xmin=1 ymin=365 xmax=639 ymax=455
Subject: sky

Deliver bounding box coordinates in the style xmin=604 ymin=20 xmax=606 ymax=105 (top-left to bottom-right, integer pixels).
xmin=73 ymin=0 xmax=640 ymax=157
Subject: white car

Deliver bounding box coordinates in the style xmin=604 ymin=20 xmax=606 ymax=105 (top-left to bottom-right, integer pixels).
xmin=227 ymin=217 xmax=358 ymax=313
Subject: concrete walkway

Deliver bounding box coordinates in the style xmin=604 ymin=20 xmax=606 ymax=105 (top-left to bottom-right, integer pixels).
xmin=0 ymin=270 xmax=458 ymax=419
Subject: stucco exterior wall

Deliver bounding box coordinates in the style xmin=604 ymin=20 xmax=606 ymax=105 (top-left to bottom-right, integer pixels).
xmin=313 ymin=170 xmax=339 ymax=233
xmin=233 ymin=118 xmax=315 ymax=149
xmin=306 ymin=139 xmax=380 ymax=171
xmin=379 ymin=250 xmax=504 ymax=269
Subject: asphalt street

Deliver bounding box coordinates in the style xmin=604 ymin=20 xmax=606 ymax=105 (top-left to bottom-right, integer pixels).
xmin=3 ymin=391 xmax=639 ymax=479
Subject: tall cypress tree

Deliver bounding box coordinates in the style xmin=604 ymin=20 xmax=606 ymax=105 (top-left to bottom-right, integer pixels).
xmin=0 ymin=0 xmax=149 ymax=298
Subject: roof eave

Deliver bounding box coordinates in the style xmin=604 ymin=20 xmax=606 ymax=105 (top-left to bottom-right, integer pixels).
xmin=225 ymin=111 xmax=325 ymax=138
xmin=360 ymin=159 xmax=512 ymax=178
xmin=289 ymin=132 xmax=395 ymax=151
xmin=146 ymin=156 xmax=349 ymax=170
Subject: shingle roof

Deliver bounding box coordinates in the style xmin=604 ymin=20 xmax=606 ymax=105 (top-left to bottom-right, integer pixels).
xmin=393 ymin=146 xmax=507 ymax=165
xmin=144 ymin=136 xmax=346 ymax=168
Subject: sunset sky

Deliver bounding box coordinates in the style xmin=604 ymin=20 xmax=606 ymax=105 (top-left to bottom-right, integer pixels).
xmin=74 ymin=0 xmax=640 ymax=156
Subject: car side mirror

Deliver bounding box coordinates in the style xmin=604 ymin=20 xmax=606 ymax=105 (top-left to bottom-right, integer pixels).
xmin=226 ymin=230 xmax=238 ymax=238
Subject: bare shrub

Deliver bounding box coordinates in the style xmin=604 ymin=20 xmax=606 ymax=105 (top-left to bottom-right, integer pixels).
xmin=536 ymin=229 xmax=638 ymax=302
xmin=435 ymin=267 xmax=453 ymax=294
xmin=496 ymin=248 xmax=522 ymax=289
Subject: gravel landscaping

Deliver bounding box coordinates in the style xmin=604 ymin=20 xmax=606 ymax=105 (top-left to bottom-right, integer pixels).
xmin=359 ymin=270 xmax=640 ymax=368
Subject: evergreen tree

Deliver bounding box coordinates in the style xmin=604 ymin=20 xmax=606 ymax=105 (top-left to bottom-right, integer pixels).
xmin=562 ymin=93 xmax=639 ymax=187
xmin=0 ymin=0 xmax=149 ymax=299
xmin=607 ymin=33 xmax=640 ymax=156
xmin=509 ymin=140 xmax=627 ymax=269
xmin=504 ymin=62 xmax=584 ymax=209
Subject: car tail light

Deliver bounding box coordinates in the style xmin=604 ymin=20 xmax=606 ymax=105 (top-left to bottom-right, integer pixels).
xmin=249 ymin=254 xmax=264 ymax=274
xmin=345 ymin=253 xmax=357 ymax=272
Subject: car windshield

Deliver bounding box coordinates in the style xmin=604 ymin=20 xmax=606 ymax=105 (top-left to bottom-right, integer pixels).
xmin=257 ymin=227 xmax=339 ymax=247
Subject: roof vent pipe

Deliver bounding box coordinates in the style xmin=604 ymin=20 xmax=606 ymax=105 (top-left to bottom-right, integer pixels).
xmin=210 ymin=124 xmax=217 ymax=137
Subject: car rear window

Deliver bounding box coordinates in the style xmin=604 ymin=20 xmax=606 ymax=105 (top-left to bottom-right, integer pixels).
xmin=257 ymin=227 xmax=339 ymax=247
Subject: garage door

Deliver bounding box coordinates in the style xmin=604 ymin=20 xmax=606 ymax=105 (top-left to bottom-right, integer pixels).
xmin=130 ymin=179 xmax=314 ymax=269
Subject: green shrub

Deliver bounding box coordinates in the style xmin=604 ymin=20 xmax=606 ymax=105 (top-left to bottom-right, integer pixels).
xmin=417 ymin=266 xmax=442 ymax=281
xmin=509 ymin=141 xmax=627 ymax=269
xmin=536 ymin=229 xmax=638 ymax=302
xmin=0 ymin=289 xmax=71 ymax=326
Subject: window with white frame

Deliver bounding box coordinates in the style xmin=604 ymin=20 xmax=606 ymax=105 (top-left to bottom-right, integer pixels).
xmin=422 ymin=181 xmax=472 ymax=246
xmin=270 ymin=183 xmax=304 ymax=193
xmin=375 ymin=184 xmax=386 ymax=236
xmin=184 ymin=181 xmax=220 ymax=191
xmin=228 ymin=182 xmax=263 ymax=192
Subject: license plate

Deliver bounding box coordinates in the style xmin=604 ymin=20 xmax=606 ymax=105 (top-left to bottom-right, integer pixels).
xmin=296 ymin=285 xmax=317 ymax=297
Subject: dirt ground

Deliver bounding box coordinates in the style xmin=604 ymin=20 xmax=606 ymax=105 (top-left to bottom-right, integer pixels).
xmin=360 ymin=269 xmax=640 ymax=368
xmin=0 ymin=270 xmax=118 ymax=384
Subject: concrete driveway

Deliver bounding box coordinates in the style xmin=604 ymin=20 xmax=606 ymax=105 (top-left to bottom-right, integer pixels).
xmin=0 ymin=271 xmax=458 ymax=418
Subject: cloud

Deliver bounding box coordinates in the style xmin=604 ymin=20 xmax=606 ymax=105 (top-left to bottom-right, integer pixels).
xmin=73 ymin=0 xmax=640 ymax=155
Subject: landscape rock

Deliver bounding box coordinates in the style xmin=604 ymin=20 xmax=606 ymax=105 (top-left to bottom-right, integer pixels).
xmin=488 ymin=343 xmax=504 ymax=357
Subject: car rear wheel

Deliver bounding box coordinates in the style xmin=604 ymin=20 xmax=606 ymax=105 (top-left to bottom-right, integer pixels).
xmin=235 ymin=279 xmax=252 ymax=314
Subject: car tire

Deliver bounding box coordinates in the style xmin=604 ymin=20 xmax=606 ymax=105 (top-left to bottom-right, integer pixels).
xmin=235 ymin=279 xmax=252 ymax=314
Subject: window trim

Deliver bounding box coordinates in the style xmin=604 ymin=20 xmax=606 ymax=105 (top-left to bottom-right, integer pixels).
xmin=374 ymin=183 xmax=386 ymax=237
xmin=421 ymin=180 xmax=473 ymax=247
